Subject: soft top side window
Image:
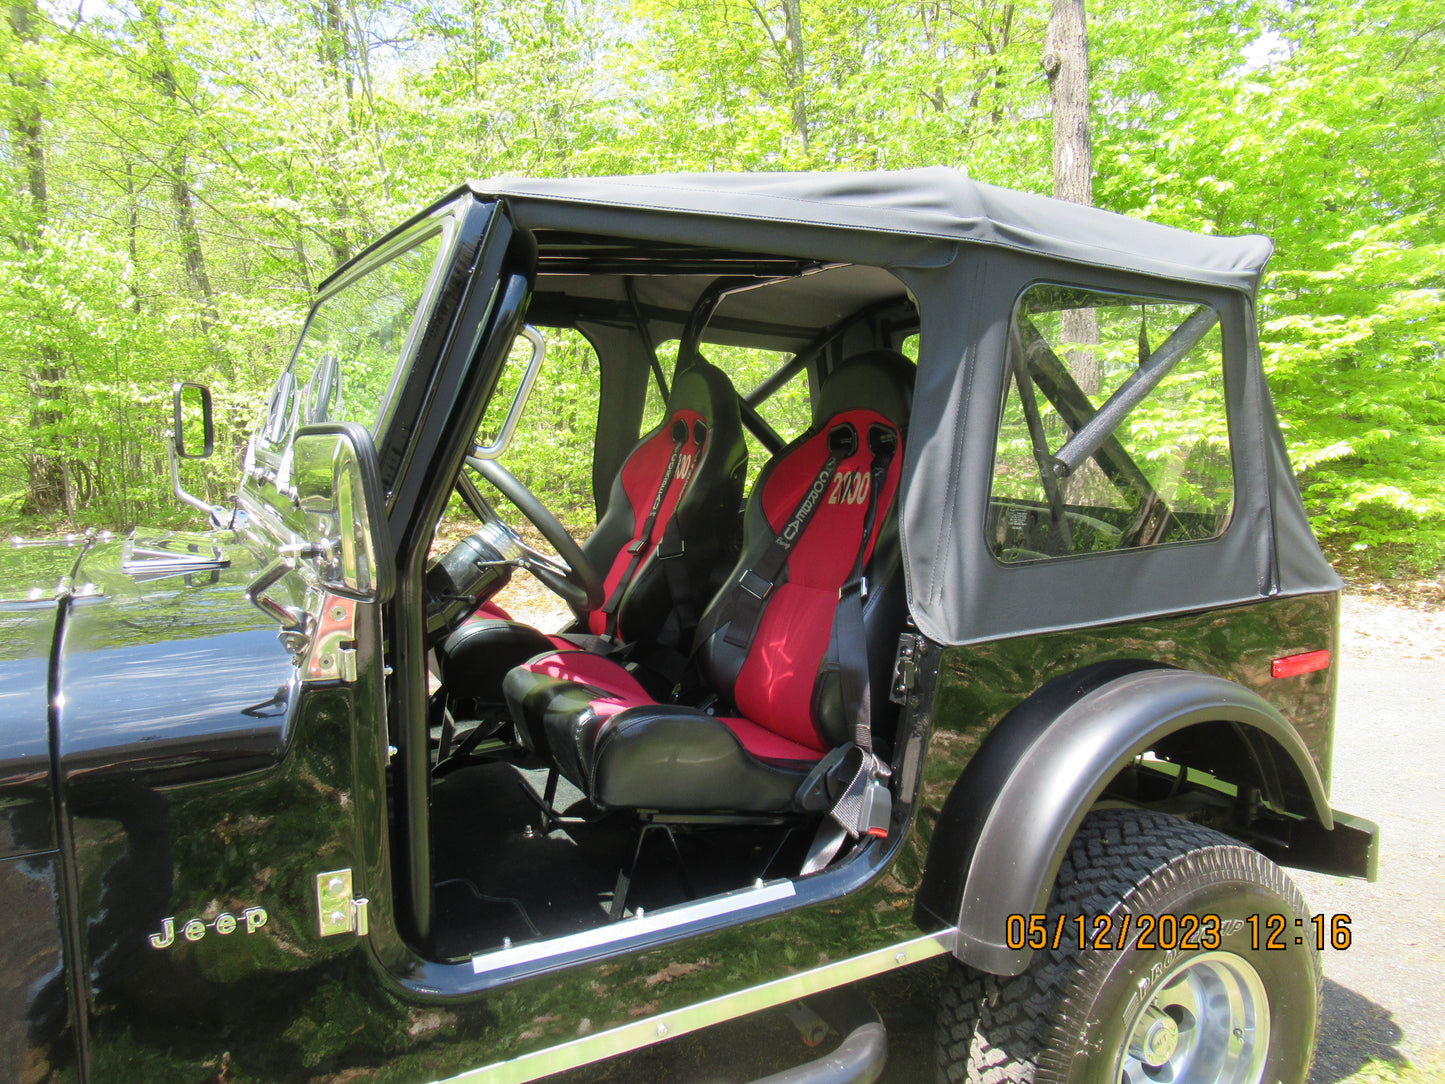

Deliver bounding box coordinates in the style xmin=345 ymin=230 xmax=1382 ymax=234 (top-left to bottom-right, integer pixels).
xmin=988 ymin=284 xmax=1233 ymax=563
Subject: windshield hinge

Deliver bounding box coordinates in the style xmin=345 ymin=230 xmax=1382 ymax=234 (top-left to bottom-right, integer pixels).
xmin=890 ymin=632 xmax=926 ymax=705
xmin=316 ymin=869 xmax=369 ymax=938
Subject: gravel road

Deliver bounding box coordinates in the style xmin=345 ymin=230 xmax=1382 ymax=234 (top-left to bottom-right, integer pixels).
xmin=1296 ymin=595 xmax=1445 ymax=1079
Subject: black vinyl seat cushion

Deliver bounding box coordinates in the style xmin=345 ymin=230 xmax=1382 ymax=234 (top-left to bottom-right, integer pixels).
xmin=505 ymin=650 xmax=810 ymax=812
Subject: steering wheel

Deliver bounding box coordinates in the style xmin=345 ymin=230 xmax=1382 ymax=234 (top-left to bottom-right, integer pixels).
xmin=463 ymin=456 xmax=604 ymax=613
xmin=1064 ymin=509 xmax=1124 ymax=543
xmin=996 ymin=503 xmax=1126 ymax=562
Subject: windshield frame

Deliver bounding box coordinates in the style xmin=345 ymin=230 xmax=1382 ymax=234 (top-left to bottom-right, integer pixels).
xmin=247 ymin=199 xmax=468 ymax=489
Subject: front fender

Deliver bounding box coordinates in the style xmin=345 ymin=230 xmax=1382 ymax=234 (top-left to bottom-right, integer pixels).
xmin=914 ymin=662 xmax=1332 ymax=976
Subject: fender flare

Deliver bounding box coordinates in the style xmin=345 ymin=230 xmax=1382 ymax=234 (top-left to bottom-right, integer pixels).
xmin=913 ymin=661 xmax=1332 ymax=976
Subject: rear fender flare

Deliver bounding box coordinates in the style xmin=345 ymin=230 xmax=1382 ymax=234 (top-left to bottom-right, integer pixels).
xmin=914 ymin=662 xmax=1332 ymax=976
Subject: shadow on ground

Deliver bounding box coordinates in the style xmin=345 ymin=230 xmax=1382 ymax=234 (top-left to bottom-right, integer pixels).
xmin=1312 ymin=978 xmax=1407 ymax=1083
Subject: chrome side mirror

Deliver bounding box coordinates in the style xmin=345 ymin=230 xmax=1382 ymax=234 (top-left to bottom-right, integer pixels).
xmin=171 ymin=382 xmax=214 ymax=458
xmin=286 ymin=422 xmax=394 ymax=603
xmin=166 ymin=382 xmax=224 ymax=521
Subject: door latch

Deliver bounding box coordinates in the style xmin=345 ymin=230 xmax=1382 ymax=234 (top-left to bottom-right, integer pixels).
xmin=890 ymin=633 xmax=925 ymax=704
xmin=316 ymin=868 xmax=369 ymax=937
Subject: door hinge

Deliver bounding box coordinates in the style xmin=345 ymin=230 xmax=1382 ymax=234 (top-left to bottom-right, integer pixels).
xmin=305 ymin=595 xmax=360 ymax=683
xmin=316 ymin=868 xmax=369 ymax=938
xmin=333 ymin=643 xmax=358 ymax=682
xmin=890 ymin=632 xmax=925 ymax=705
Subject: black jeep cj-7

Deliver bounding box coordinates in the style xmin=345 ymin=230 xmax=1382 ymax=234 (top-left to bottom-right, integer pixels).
xmin=0 ymin=169 xmax=1378 ymax=1084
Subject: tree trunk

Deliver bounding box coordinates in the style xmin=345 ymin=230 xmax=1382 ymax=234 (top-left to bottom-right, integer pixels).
xmin=1042 ymin=0 xmax=1099 ymax=395
xmin=167 ymin=149 xmax=217 ymax=333
xmin=20 ymin=366 xmax=67 ymax=517
xmin=958 ymin=2 xmax=1016 ymax=140
xmin=8 ymin=6 xmax=45 ymax=217
xmin=780 ymin=0 xmax=808 ymax=151
xmin=136 ymin=1 xmax=227 ymax=370
xmin=124 ymin=162 xmax=143 ymax=313
xmin=1043 ymin=0 xmax=1092 ymax=206
xmin=990 ymin=3 xmax=1016 ymax=127
xmin=316 ymin=0 xmax=356 ymax=266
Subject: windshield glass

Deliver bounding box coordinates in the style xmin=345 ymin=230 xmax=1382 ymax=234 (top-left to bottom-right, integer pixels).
xmin=260 ymin=224 xmax=446 ymax=452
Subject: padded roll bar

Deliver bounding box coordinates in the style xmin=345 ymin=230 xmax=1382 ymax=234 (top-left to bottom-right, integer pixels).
xmin=1050 ymin=304 xmax=1218 ymax=478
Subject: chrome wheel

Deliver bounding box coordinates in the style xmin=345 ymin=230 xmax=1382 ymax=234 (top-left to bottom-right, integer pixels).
xmin=1116 ymin=950 xmax=1270 ymax=1084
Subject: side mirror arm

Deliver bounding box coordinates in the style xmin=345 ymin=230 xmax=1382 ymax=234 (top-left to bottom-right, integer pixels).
xmin=165 ymin=432 xmax=227 ymax=524
xmin=168 ymin=382 xmax=228 ymax=526
xmin=245 ymin=551 xmax=317 ymax=655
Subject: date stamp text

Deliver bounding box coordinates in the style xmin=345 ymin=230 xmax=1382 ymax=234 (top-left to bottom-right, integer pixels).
xmin=1005 ymin=912 xmax=1353 ymax=952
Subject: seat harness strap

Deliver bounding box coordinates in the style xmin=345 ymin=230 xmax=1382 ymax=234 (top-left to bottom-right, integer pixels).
xmin=599 ymin=417 xmax=698 ymax=638
xmin=720 ymin=422 xmax=858 ymax=659
xmin=652 ymin=419 xmax=710 ymax=648
xmin=824 ymin=424 xmax=897 ymax=839
xmin=641 ymin=516 xmax=698 ymax=689
xmin=800 ymin=424 xmax=898 ymax=844
xmin=828 ymin=423 xmax=896 ymax=763
xmin=635 ymin=421 xmax=711 ymax=689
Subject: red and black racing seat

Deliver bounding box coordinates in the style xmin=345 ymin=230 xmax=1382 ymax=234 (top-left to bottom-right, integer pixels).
xmin=502 ymin=350 xmax=913 ymax=820
xmin=438 ymin=359 xmax=747 ymax=705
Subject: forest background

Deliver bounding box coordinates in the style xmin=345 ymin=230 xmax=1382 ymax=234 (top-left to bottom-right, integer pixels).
xmin=1 ymin=0 xmax=1442 ymax=582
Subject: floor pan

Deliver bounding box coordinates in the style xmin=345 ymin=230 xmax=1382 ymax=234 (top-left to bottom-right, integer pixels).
xmin=429 ymin=762 xmax=806 ymax=960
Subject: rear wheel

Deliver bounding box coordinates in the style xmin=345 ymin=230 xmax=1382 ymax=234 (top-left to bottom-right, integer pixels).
xmin=935 ymin=808 xmax=1321 ymax=1083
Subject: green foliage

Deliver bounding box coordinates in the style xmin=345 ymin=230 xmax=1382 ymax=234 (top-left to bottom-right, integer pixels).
xmin=485 ymin=328 xmax=605 ymax=525
xmin=696 ymin=341 xmax=811 ymax=490
xmin=1342 ymin=1060 xmax=1445 ymax=1084
xmin=1087 ymin=0 xmax=1445 ymax=570
xmin=1266 ymin=216 xmax=1445 ymax=552
xmin=0 ymin=0 xmax=1439 ymax=578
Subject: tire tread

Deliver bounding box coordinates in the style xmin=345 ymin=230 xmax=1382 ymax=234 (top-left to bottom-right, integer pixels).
xmin=934 ymin=809 xmax=1323 ymax=1084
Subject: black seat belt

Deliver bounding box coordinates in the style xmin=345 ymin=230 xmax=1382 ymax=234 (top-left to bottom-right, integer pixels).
xmin=717 ymin=422 xmax=859 ymax=671
xmin=794 ymin=424 xmax=897 ymax=846
xmin=598 ymin=417 xmax=697 ymax=638
xmin=820 ymin=424 xmax=897 ymax=839
xmin=653 ymin=419 xmax=709 ymax=647
xmin=638 ymin=422 xmax=712 ymax=688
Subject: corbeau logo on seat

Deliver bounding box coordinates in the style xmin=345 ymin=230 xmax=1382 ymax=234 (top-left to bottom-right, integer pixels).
xmin=781 ymin=464 xmax=837 ymax=547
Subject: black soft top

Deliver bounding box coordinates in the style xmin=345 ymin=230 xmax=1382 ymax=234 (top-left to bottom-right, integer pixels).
xmin=460 ymin=169 xmax=1337 ymax=646
xmin=472 ymin=168 xmax=1273 ymax=291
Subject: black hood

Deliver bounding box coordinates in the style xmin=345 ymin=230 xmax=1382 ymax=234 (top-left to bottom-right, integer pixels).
xmin=53 ymin=530 xmax=300 ymax=788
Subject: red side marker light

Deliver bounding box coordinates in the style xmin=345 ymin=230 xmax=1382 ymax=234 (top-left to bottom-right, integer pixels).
xmin=1271 ymin=649 xmax=1331 ymax=679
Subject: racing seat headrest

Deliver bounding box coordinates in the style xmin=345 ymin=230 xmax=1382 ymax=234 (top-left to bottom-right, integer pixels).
xmin=815 ymin=349 xmax=914 ymax=433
